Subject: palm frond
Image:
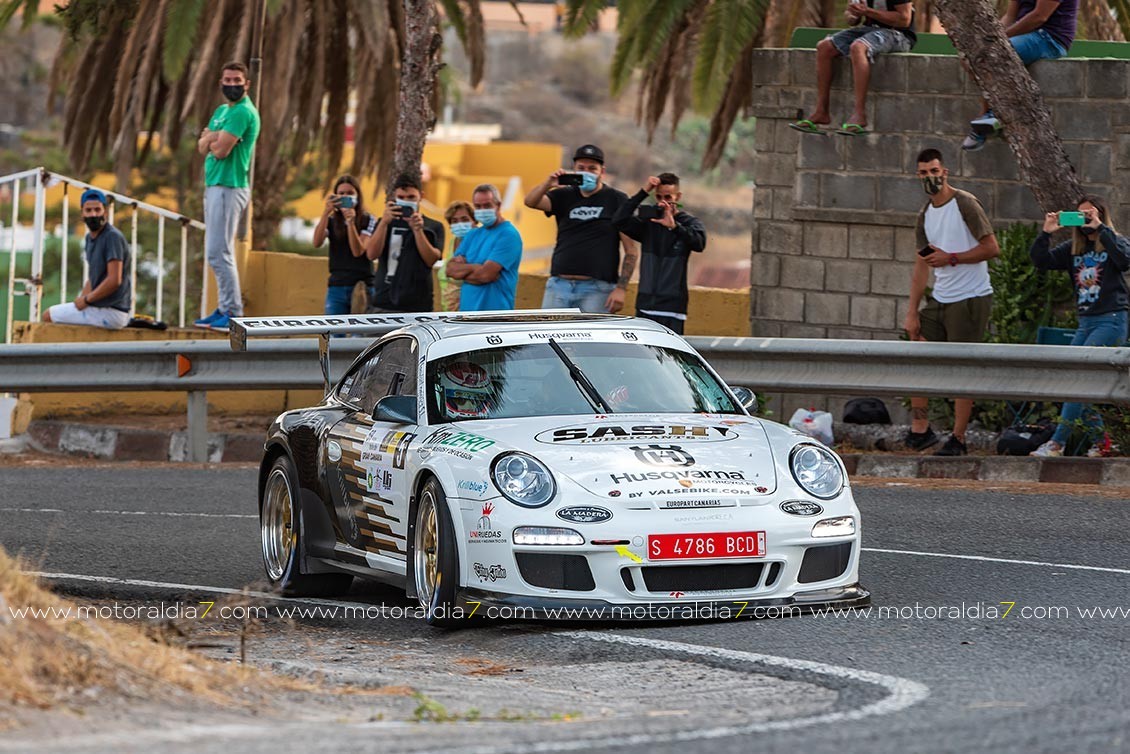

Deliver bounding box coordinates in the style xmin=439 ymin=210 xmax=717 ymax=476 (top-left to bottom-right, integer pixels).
xmin=691 ymin=0 xmax=769 ymax=112
xmin=0 ymin=0 xmax=38 ymax=29
xmin=701 ymin=39 xmax=754 ymax=169
xmin=561 ymin=0 xmax=605 ymax=38
xmin=162 ymin=0 xmax=205 ymax=81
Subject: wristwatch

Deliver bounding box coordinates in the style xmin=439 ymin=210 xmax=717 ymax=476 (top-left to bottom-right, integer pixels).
xmin=948 ymin=254 xmax=958 ymax=267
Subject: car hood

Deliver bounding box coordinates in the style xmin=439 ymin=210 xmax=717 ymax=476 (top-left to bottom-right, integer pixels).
xmin=443 ymin=414 xmax=779 ymax=505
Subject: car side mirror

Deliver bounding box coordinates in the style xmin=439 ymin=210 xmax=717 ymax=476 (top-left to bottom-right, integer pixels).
xmin=373 ymin=395 xmax=417 ymax=424
xmin=730 ymin=386 xmax=758 ymax=413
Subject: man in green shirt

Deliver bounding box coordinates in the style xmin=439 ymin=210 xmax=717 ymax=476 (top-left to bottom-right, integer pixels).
xmin=194 ymin=61 xmax=261 ymax=332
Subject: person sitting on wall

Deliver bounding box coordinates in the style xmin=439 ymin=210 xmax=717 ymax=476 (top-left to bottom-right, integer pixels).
xmin=43 ymin=189 xmax=132 ymax=330
xmin=790 ymin=0 xmax=917 ymax=137
xmin=961 ymin=0 xmax=1078 ymax=151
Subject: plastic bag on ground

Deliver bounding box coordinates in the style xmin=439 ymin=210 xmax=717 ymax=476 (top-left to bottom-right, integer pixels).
xmin=789 ymin=408 xmax=834 ymax=445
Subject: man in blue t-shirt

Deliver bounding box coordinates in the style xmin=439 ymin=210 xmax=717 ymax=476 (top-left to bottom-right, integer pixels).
xmin=445 ymin=184 xmax=523 ymax=312
xmin=44 ymin=188 xmax=132 ymax=329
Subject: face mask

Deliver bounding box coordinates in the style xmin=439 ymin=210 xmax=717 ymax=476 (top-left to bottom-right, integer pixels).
xmin=450 ymin=221 xmax=473 ymax=238
xmin=921 ymin=175 xmax=944 ymax=196
xmin=1081 ymin=226 xmax=1097 ymax=236
xmin=580 ymin=171 xmax=599 ymax=192
xmin=84 ymin=215 xmax=106 ymax=232
xmin=222 ymin=84 xmax=245 ymax=102
xmin=395 ymin=199 xmax=419 ymax=212
xmin=473 ymin=209 xmax=498 ymax=228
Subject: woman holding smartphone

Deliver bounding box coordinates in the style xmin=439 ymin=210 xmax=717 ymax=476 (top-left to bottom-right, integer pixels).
xmin=313 ymin=174 xmax=376 ymax=315
xmin=1029 ymin=195 xmax=1130 ymax=457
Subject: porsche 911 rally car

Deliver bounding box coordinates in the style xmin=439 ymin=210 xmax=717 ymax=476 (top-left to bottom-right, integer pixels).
xmin=231 ymin=311 xmax=869 ymax=625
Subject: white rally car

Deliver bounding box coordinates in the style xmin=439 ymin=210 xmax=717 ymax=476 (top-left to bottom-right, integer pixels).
xmin=233 ymin=312 xmax=868 ymax=625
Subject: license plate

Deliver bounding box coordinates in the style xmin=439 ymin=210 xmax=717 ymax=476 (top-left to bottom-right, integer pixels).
xmin=647 ymin=531 xmax=766 ymax=561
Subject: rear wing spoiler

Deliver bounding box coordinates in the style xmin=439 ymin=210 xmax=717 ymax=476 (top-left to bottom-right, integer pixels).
xmin=228 ymin=310 xmax=580 ymax=394
xmin=227 ymin=312 xmax=461 ymax=352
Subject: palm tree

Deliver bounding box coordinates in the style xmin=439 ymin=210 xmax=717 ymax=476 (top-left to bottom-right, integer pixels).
xmin=0 ymin=0 xmax=493 ymax=242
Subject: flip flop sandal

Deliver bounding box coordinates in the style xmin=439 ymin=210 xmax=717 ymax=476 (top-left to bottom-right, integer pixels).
xmin=787 ymin=119 xmax=827 ymax=135
xmin=835 ymin=123 xmax=869 ymax=136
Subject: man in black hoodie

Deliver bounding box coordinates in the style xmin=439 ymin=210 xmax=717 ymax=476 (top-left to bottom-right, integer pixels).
xmin=613 ymin=173 xmax=707 ymax=334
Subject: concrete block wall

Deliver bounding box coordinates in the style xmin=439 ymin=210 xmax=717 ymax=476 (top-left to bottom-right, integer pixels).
xmin=749 ymin=50 xmax=1130 ymax=423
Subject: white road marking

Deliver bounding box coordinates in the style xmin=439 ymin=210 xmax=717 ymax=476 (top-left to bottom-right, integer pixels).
xmin=412 ymin=631 xmax=930 ymax=754
xmin=863 ymin=547 xmax=1130 ymax=575
xmin=0 ymin=507 xmax=255 ymax=519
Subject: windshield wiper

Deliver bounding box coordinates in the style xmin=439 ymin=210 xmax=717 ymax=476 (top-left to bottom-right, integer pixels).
xmin=547 ymin=338 xmax=613 ymax=414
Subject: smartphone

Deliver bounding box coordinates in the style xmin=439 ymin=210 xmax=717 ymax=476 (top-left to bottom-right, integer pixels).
xmin=1058 ymin=211 xmax=1086 ymax=227
xmin=557 ymin=173 xmax=584 ymax=187
xmin=638 ymin=204 xmax=663 ymax=220
xmin=337 ymin=195 xmax=355 ymax=209
xmin=918 ymin=246 xmax=933 ymax=258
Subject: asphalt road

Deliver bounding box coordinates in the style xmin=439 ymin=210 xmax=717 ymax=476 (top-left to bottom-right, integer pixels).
xmin=2 ymin=467 xmax=1129 ymax=754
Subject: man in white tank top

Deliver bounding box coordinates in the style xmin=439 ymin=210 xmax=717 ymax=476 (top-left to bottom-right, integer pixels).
xmin=903 ymin=148 xmax=1000 ymax=456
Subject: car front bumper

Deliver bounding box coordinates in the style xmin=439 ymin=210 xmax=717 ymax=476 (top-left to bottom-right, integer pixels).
xmin=457 ymin=582 xmax=871 ymax=621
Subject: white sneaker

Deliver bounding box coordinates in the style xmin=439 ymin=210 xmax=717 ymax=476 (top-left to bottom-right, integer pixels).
xmin=1030 ymin=440 xmax=1064 ymax=457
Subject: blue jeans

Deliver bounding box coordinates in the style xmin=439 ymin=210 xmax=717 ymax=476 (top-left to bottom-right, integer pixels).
xmin=1051 ymin=310 xmax=1128 ymax=445
xmin=541 ymin=276 xmax=616 ymax=313
xmin=1011 ymin=29 xmax=1067 ymax=66
xmin=325 ymin=284 xmax=353 ymax=315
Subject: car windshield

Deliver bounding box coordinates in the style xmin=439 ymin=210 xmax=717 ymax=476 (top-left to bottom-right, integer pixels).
xmin=426 ymin=341 xmax=740 ymax=423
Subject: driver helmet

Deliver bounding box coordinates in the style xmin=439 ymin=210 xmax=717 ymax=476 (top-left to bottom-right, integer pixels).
xmin=438 ymin=358 xmax=495 ymax=418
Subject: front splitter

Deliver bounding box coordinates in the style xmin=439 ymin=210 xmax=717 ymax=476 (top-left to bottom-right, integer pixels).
xmin=457 ymin=583 xmax=871 ymax=621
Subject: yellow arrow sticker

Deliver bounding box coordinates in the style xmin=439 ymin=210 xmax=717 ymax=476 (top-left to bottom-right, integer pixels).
xmin=615 ymin=545 xmax=643 ymax=564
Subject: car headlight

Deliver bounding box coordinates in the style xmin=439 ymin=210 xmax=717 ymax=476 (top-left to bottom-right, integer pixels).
xmin=789 ymin=444 xmax=844 ymax=499
xmin=491 ymin=452 xmax=556 ymax=508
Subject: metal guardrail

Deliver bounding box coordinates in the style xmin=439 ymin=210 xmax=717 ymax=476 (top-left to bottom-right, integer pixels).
xmin=2 ymin=336 xmax=1130 ymax=462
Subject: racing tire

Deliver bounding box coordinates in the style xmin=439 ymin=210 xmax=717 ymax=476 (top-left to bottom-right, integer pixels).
xmin=413 ymin=477 xmax=462 ymax=628
xmin=261 ymin=454 xmax=353 ymax=597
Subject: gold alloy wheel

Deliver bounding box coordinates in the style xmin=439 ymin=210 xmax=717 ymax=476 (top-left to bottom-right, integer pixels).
xmin=414 ymin=489 xmax=439 ymax=605
xmin=262 ymin=467 xmax=295 ymax=582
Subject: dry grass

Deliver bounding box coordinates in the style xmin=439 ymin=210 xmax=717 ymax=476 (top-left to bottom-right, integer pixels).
xmin=0 ymin=547 xmax=283 ymax=718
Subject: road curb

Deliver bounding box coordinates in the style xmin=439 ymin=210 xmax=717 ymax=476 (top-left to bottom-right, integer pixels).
xmin=23 ymin=420 xmax=262 ymax=463
xmin=841 ymin=453 xmax=1130 ymax=487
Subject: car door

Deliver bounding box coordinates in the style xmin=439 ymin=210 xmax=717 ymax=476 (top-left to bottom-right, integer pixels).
xmin=325 ymin=337 xmax=419 ymax=569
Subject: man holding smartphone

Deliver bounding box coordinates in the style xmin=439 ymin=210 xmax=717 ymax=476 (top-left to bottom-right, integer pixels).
xmin=903 ymin=148 xmax=1000 ymax=456
xmin=612 ymin=173 xmax=706 ymax=334
xmin=364 ymin=173 xmax=445 ymax=313
xmin=524 ymin=144 xmax=638 ymax=313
